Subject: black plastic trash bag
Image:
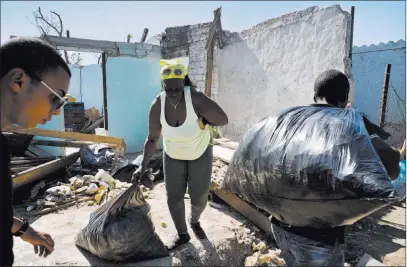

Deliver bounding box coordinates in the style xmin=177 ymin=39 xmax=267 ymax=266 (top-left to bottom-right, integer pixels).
xmin=75 ymin=185 xmax=169 ymax=262
xmin=111 ymin=150 xmax=164 ymax=183
xmin=79 ymin=144 xmax=115 ymax=169
xmin=222 ymin=105 xmax=398 ymax=228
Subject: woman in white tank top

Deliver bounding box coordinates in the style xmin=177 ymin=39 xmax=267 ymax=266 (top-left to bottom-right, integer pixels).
xmin=132 ymin=59 xmax=228 ymax=251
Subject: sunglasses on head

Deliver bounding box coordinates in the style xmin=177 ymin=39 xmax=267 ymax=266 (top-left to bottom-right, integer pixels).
xmin=31 ymin=74 xmax=70 ymax=110
xmin=162 ymin=68 xmax=184 ymax=76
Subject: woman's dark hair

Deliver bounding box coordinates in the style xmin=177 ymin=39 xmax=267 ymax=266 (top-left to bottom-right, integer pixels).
xmin=184 ymin=75 xmax=197 ymax=89
xmin=0 ymin=36 xmax=71 ymax=80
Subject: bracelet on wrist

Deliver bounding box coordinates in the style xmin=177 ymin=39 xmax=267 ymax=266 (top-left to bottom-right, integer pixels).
xmin=13 ymin=218 xmax=29 ymax=237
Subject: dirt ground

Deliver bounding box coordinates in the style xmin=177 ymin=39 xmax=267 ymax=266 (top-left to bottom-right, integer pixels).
xmin=12 ymin=159 xmax=406 ymax=266
xmin=12 ymin=181 xmax=276 ymax=266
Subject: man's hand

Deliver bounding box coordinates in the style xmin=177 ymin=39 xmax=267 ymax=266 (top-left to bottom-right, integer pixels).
xmin=20 ymin=227 xmax=54 ymax=258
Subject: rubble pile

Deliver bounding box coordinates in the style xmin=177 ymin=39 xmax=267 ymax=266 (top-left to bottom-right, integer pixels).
xmin=210 ymin=159 xmax=228 ymax=190
xmin=24 ymin=169 xmax=149 ymax=215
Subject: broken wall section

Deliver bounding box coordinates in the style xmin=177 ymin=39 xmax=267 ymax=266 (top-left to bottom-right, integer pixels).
xmin=215 ymin=5 xmax=352 ymax=140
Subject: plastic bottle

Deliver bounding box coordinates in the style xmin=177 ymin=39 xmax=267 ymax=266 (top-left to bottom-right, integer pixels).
xmin=392 ymin=159 xmax=406 ymax=201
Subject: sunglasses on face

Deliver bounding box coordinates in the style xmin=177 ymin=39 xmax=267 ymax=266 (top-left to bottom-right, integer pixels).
xmin=162 ymin=68 xmax=184 ymax=76
xmin=31 ymin=74 xmax=69 ymax=110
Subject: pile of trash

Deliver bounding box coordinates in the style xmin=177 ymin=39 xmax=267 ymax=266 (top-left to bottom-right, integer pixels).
xmin=210 ymin=159 xmax=228 ymax=190
xmin=25 ymin=169 xmax=143 ymax=215
xmin=244 ymin=241 xmax=285 ymax=267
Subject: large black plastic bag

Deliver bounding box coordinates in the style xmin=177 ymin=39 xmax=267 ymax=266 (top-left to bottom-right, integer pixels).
xmin=75 ymin=185 xmax=169 ymax=262
xmin=222 ymin=105 xmax=397 ymax=228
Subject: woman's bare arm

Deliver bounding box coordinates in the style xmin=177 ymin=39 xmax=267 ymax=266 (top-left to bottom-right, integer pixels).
xmin=191 ymin=91 xmax=228 ymax=127
xmin=140 ymin=96 xmax=162 ymax=169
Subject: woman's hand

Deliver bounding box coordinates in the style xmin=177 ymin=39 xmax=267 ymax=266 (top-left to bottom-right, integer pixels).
xmin=20 ymin=227 xmax=55 ymax=258
xmin=131 ymin=166 xmax=147 ymax=185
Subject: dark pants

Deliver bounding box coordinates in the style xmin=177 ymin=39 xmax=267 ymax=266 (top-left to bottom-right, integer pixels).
xmin=271 ymin=223 xmax=345 ymax=266
xmin=163 ymin=146 xmax=213 ymax=235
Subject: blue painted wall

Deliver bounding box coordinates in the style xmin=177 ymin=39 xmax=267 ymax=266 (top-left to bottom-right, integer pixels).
xmin=68 ymin=64 xmax=103 ymax=112
xmin=34 ymin=113 xmax=65 ymax=156
xmin=352 ymin=40 xmax=406 ymax=123
xmin=106 ymin=56 xmax=162 ymax=153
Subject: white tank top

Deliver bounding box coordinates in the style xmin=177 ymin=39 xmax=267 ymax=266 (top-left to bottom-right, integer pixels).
xmin=160 ymin=86 xmax=211 ymax=160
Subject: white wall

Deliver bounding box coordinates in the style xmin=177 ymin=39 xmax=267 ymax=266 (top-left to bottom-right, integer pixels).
xmin=214 ymin=5 xmax=352 ymax=141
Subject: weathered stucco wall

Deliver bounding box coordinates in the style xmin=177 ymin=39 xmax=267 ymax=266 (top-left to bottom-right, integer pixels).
xmin=215 ymin=5 xmax=352 ymax=140
xmin=161 ymin=5 xmax=352 ymax=141
xmin=352 ymin=40 xmax=406 ymax=147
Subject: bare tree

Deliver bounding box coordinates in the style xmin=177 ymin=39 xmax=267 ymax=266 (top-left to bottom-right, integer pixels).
xmin=33 ymin=7 xmax=81 ymax=65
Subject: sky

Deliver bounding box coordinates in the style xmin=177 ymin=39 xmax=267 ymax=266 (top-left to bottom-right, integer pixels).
xmin=1 ymin=1 xmax=405 ymax=65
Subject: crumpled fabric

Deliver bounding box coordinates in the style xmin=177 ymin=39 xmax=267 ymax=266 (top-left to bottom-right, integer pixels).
xmin=222 ymin=105 xmax=398 ymax=228
xmin=79 ymin=144 xmax=115 ymax=169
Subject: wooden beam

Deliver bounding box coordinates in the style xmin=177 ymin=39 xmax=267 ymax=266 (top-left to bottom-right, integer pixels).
xmin=204 ymin=7 xmax=222 ymax=97
xmin=214 ymin=139 xmax=238 ymax=150
xmin=213 ymin=188 xmax=271 ymax=234
xmin=213 ymin=145 xmax=235 ymax=163
xmin=12 ymin=152 xmax=80 ymax=188
xmin=140 ymin=28 xmax=149 ymax=43
xmin=3 ymin=126 xmax=126 ymax=162
xmin=31 ymin=139 xmax=95 ymax=148
xmin=102 ymin=52 xmax=109 ymax=131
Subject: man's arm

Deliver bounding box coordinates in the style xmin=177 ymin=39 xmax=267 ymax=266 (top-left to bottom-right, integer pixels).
xmin=191 ymin=91 xmax=228 ymax=127
xmin=12 ymin=217 xmax=55 ymax=257
xmin=140 ymin=97 xmax=162 ymax=170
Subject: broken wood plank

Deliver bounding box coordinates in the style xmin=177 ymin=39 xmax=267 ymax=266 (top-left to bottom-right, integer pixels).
xmin=213 ymin=145 xmax=235 ymax=163
xmin=31 ymin=139 xmax=94 ymax=148
xmin=26 ymin=145 xmax=56 ymax=158
xmin=213 ymin=188 xmax=271 ymax=234
xmin=31 ymin=196 xmax=95 ymax=216
xmin=214 ymin=139 xmax=238 ymax=150
xmin=10 ymin=157 xmax=56 ymax=166
xmin=80 ymin=116 xmax=104 ymax=134
xmin=12 ymin=152 xmax=80 ymax=189
xmin=3 ymin=126 xmax=126 ymax=162
xmin=11 ymin=166 xmax=34 ymax=173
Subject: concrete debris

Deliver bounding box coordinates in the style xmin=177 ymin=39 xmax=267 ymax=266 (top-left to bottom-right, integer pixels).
xmin=82 ymin=175 xmax=97 ymax=185
xmin=85 ymin=183 xmax=99 ymax=195
xmin=210 ymin=159 xmax=228 ymax=190
xmin=75 ymin=186 xmax=88 ymax=194
xmin=24 ymin=172 xmax=133 ymax=214
xmin=252 ymin=241 xmax=268 ymax=252
xmin=45 ymin=185 xmax=71 ymax=196
xmin=244 ymin=249 xmax=285 ymax=266
xmin=95 ymin=169 xmax=116 ymax=189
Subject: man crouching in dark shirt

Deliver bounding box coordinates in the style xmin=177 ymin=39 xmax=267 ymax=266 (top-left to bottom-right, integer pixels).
xmin=270 ymin=70 xmax=401 ymax=266
xmin=0 ymin=37 xmax=71 ymax=266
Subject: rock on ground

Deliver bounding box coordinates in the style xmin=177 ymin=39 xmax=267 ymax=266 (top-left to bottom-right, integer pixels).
xmin=12 ymin=181 xmax=276 ymax=266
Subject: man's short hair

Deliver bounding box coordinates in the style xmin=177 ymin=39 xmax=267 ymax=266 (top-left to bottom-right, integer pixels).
xmin=314 ymin=70 xmax=349 ymax=105
xmin=0 ymin=37 xmax=71 ymax=80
